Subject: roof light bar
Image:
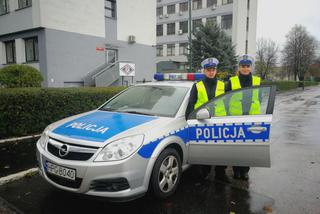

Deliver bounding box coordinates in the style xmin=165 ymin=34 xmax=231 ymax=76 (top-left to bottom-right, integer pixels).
xmin=154 ymin=73 xmax=205 ymax=81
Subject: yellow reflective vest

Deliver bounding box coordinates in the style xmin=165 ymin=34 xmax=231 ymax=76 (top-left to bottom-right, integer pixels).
xmin=194 ymin=80 xmax=227 ymax=116
xmin=229 ymin=75 xmax=261 ymax=115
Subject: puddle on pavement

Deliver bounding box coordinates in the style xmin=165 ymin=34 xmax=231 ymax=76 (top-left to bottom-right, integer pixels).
xmin=303 ymin=100 xmax=318 ymax=107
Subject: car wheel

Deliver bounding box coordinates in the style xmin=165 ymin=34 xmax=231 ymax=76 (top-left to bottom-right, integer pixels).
xmin=150 ymin=148 xmax=182 ymax=199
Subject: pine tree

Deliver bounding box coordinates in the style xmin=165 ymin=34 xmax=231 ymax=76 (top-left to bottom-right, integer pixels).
xmin=187 ymin=22 xmax=237 ymax=73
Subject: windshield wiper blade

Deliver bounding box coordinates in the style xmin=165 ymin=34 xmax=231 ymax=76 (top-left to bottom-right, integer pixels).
xmin=120 ymin=111 xmax=154 ymax=116
xmin=100 ymin=107 xmax=116 ymax=111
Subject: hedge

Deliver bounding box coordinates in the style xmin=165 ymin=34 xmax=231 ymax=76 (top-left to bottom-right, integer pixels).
xmin=0 ymin=87 xmax=126 ymax=139
xmin=0 ymin=64 xmax=43 ymax=88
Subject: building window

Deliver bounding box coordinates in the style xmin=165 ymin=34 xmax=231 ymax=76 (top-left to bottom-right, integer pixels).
xmin=206 ymin=17 xmax=217 ymax=26
xmin=18 ymin=0 xmax=31 ymax=9
xmin=157 ymin=25 xmax=163 ymax=36
xmin=25 ymin=37 xmax=38 ymax=62
xmin=156 ymin=45 xmax=163 ymax=56
xmin=222 ymin=0 xmax=233 ymax=5
xmin=179 ymin=43 xmax=188 ymax=55
xmin=167 ymin=4 xmax=175 ymax=14
xmin=192 ymin=0 xmax=202 ymax=10
xmin=167 ymin=23 xmax=175 ymax=35
xmin=179 ymin=2 xmax=188 ymax=12
xmin=5 ymin=40 xmax=15 ymax=64
xmin=179 ymin=21 xmax=188 ymax=34
xmin=246 ymin=17 xmax=249 ymax=32
xmin=207 ymin=0 xmax=217 ymax=7
xmin=105 ymin=0 xmax=116 ymax=18
xmin=221 ymin=14 xmax=232 ymax=29
xmin=167 ymin=44 xmax=175 ymax=56
xmin=156 ymin=7 xmax=163 ymax=16
xmin=179 ymin=62 xmax=188 ymax=70
xmin=0 ymin=0 xmax=9 ymax=15
xmin=192 ymin=19 xmax=202 ymax=31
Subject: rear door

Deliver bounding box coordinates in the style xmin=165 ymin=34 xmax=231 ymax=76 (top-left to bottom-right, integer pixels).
xmin=187 ymin=86 xmax=276 ymax=167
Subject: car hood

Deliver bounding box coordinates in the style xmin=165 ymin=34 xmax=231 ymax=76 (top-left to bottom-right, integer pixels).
xmin=51 ymin=110 xmax=159 ymax=143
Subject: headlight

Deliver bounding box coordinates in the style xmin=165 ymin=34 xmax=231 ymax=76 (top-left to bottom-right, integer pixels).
xmin=38 ymin=127 xmax=50 ymax=149
xmin=94 ymin=135 xmax=144 ymax=162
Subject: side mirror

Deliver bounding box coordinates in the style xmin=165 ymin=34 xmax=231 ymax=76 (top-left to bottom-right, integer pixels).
xmin=196 ymin=108 xmax=211 ymax=120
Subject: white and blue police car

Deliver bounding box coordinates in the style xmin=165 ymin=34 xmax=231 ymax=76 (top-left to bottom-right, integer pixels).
xmin=36 ymin=73 xmax=276 ymax=200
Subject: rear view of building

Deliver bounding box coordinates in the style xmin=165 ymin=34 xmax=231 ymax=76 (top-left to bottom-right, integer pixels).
xmin=0 ymin=0 xmax=156 ymax=87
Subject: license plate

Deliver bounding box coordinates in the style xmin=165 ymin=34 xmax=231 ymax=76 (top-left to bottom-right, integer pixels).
xmin=45 ymin=161 xmax=76 ymax=181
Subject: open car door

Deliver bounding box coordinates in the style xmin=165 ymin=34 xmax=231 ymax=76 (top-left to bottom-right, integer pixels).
xmin=187 ymin=85 xmax=276 ymax=167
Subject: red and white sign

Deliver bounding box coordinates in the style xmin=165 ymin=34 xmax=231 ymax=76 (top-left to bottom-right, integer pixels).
xmin=119 ymin=63 xmax=135 ymax=76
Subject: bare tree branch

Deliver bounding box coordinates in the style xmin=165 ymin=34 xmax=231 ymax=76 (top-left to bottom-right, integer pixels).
xmin=255 ymin=38 xmax=279 ymax=80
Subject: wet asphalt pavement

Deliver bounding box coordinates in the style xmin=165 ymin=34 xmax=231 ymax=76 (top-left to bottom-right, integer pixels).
xmin=0 ymin=139 xmax=38 ymax=177
xmin=1 ymin=86 xmax=320 ymax=214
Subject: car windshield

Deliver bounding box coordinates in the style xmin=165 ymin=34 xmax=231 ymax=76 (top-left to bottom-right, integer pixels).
xmin=100 ymin=85 xmax=189 ymax=117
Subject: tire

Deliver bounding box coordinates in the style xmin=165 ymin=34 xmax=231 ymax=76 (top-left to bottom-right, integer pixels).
xmin=150 ymin=148 xmax=182 ymax=199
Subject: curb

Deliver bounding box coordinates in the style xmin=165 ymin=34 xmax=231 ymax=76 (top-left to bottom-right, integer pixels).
xmin=0 ymin=168 xmax=39 ymax=186
xmin=0 ymin=135 xmax=41 ymax=145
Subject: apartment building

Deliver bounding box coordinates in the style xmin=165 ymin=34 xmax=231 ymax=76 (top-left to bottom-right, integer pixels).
xmin=156 ymin=0 xmax=258 ymax=72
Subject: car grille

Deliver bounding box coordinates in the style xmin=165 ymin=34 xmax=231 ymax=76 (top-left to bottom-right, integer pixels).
xmin=46 ymin=172 xmax=82 ymax=189
xmin=47 ymin=138 xmax=99 ymax=161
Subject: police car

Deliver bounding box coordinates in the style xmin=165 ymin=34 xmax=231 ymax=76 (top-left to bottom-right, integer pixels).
xmin=36 ymin=73 xmax=276 ymax=200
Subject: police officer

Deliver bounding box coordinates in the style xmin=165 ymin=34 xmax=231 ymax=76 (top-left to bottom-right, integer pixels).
xmin=226 ymin=54 xmax=261 ymax=180
xmin=186 ymin=57 xmax=229 ymax=183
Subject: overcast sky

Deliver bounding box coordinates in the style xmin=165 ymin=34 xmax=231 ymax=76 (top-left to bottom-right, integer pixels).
xmin=257 ymin=0 xmax=320 ymax=48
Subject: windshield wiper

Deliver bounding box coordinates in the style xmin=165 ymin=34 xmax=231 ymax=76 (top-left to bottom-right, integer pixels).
xmin=120 ymin=111 xmax=155 ymax=116
xmin=100 ymin=107 xmax=116 ymax=111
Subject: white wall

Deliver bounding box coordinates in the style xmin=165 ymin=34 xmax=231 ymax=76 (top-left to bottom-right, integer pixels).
xmin=247 ymin=0 xmax=258 ymax=58
xmin=232 ymin=0 xmax=247 ymax=56
xmin=39 ymin=0 xmax=105 ymax=37
xmin=117 ymin=0 xmax=156 ymax=46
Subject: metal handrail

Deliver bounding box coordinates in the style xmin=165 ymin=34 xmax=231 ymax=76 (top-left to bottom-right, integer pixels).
xmin=85 ymin=62 xmax=108 ymax=76
xmin=91 ymin=61 xmax=120 ymax=79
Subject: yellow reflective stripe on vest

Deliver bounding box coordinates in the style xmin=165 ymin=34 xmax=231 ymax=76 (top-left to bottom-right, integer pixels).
xmin=215 ymin=80 xmax=225 ymax=96
xmin=252 ymin=76 xmax=261 ymax=86
xmin=194 ymin=81 xmax=208 ymax=109
xmin=250 ymin=76 xmax=261 ymax=114
xmin=229 ymin=75 xmax=261 ymax=115
xmin=194 ymin=80 xmax=227 ymax=116
xmin=230 ymin=76 xmax=241 ymax=90
xmin=214 ymin=81 xmax=227 ymax=116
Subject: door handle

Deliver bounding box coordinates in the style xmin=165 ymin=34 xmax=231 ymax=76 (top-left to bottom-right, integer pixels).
xmin=247 ymin=126 xmax=267 ymax=134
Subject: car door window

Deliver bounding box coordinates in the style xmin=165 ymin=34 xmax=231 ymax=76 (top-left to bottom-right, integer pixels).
xmin=188 ymin=86 xmax=275 ymax=120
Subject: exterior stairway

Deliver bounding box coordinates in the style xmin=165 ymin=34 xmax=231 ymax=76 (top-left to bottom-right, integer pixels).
xmin=83 ymin=61 xmax=120 ymax=87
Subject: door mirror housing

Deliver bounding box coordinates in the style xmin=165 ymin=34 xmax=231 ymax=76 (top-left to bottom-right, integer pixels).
xmin=196 ymin=108 xmax=210 ymax=120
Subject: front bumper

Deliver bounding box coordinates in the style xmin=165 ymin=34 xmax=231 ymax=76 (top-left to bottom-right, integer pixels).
xmin=36 ymin=142 xmax=150 ymax=199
